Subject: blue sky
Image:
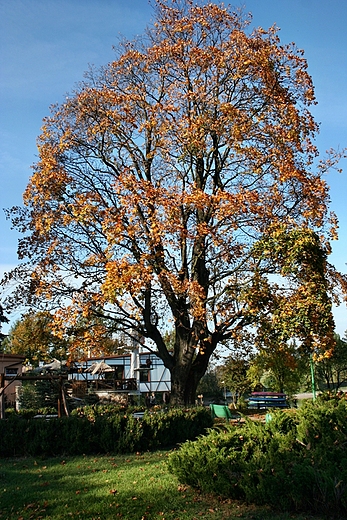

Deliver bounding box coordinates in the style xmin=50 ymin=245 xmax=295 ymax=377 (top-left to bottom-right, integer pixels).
xmin=0 ymin=0 xmax=346 ymax=334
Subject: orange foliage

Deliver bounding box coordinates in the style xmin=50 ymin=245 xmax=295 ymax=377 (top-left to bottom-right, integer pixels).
xmin=3 ymin=0 xmax=346 ymax=403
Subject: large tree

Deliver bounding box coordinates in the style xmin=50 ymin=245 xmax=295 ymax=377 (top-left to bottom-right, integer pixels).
xmin=3 ymin=0 xmax=345 ymax=404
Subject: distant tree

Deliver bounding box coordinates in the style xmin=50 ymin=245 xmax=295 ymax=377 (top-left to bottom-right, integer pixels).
xmin=18 ymin=379 xmax=59 ymax=411
xmin=247 ymin=339 xmax=308 ymax=396
xmin=3 ymin=311 xmax=69 ymax=365
xmin=220 ymin=354 xmax=253 ymax=406
xmin=3 ymin=311 xmax=125 ymax=365
xmin=3 ymin=0 xmax=344 ymax=404
xmin=314 ymin=332 xmax=347 ymax=392
xmin=196 ymin=366 xmax=224 ymax=402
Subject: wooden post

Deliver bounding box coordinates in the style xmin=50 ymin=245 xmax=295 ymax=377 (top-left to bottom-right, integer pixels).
xmin=61 ymin=378 xmax=69 ymax=417
xmin=57 ymin=377 xmax=63 ymax=418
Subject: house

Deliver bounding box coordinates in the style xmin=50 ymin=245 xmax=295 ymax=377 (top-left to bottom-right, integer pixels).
xmin=0 ymin=353 xmax=25 ymax=410
xmin=70 ymin=348 xmax=171 ymax=401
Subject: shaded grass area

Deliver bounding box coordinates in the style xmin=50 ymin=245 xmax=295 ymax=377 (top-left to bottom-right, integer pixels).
xmin=0 ymin=451 xmax=324 ymax=520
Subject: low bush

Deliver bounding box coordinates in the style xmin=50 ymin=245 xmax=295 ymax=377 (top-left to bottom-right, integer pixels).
xmin=0 ymin=405 xmax=212 ymax=457
xmin=4 ymin=406 xmax=57 ymax=419
xmin=71 ymin=402 xmax=129 ymax=419
xmin=167 ymin=400 xmax=347 ymax=518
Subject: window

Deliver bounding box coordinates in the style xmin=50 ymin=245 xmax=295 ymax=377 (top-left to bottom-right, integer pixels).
xmin=139 ymin=365 xmax=150 ymax=382
xmin=5 ymin=367 xmax=18 ymax=377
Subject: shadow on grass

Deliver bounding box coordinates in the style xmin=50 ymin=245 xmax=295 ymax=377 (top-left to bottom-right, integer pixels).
xmin=0 ymin=452 xmax=325 ymax=520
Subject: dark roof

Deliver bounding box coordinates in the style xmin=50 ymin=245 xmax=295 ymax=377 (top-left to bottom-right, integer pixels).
xmin=0 ymin=353 xmax=26 ymax=362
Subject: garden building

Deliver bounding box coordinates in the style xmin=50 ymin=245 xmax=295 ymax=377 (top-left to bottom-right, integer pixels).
xmin=0 ymin=353 xmax=25 ymax=410
xmin=70 ymin=349 xmax=171 ymax=402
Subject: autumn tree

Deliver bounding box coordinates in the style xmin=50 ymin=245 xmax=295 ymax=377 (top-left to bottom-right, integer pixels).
xmin=3 ymin=0 xmax=344 ymax=404
xmin=2 ymin=311 xmax=69 ymax=365
xmin=220 ymin=354 xmax=253 ymax=406
xmin=2 ymin=311 xmax=124 ymax=365
xmin=247 ymin=339 xmax=308 ymax=396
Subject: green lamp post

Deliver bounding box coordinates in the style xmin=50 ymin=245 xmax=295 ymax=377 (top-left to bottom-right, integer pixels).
xmin=310 ymin=354 xmax=316 ymax=401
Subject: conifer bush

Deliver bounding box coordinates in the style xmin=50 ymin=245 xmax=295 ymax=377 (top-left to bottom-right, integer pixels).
xmin=167 ymin=400 xmax=347 ymax=517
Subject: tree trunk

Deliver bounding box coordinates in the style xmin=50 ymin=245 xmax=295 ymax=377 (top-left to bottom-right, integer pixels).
xmin=169 ymin=347 xmax=213 ymax=406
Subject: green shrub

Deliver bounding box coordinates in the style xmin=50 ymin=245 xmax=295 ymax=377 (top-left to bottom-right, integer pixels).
xmin=71 ymin=402 xmax=128 ymax=420
xmin=139 ymin=407 xmax=213 ymax=450
xmin=0 ymin=405 xmax=212 ymax=458
xmin=167 ymin=401 xmax=347 ymax=518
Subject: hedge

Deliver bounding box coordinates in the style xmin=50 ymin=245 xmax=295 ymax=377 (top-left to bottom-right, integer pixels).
xmin=0 ymin=405 xmax=213 ymax=457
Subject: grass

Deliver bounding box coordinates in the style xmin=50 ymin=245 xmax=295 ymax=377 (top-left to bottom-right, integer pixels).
xmin=0 ymin=451 xmax=325 ymax=520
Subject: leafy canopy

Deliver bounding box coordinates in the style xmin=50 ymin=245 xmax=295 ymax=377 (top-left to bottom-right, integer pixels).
xmin=2 ymin=0 xmax=345 ymax=403
xmin=2 ymin=311 xmax=69 ymax=365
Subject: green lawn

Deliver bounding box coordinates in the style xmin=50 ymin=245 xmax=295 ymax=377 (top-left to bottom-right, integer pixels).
xmin=0 ymin=451 xmax=324 ymax=520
